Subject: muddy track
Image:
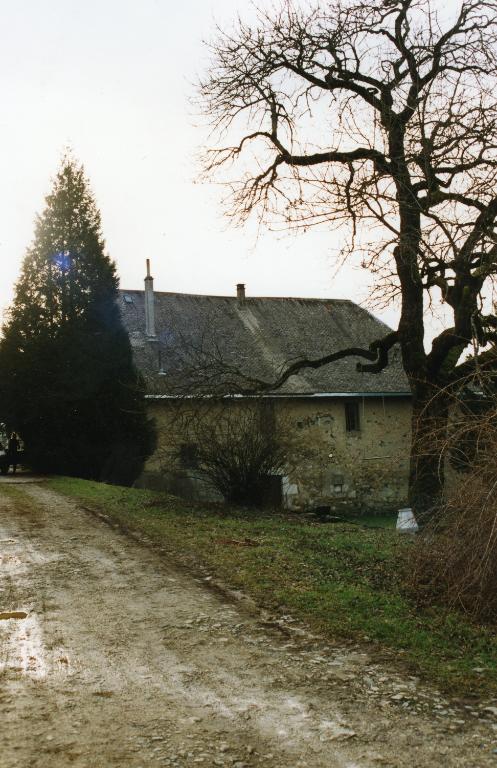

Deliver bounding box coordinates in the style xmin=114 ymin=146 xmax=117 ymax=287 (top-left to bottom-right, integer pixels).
xmin=0 ymin=481 xmax=495 ymax=767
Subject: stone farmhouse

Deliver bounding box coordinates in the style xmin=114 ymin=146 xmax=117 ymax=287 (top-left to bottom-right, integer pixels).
xmin=119 ymin=262 xmax=412 ymax=511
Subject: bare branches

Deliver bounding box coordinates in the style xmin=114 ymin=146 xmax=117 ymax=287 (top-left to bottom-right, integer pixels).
xmin=453 ymin=344 xmax=497 ymax=381
xmin=168 ymin=402 xmax=288 ymax=506
xmin=247 ymin=330 xmax=399 ymax=392
xmin=197 ymin=0 xmax=497 ymax=403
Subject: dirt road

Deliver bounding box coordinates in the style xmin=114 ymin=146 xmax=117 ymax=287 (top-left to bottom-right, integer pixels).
xmin=0 ymin=481 xmax=495 ymax=767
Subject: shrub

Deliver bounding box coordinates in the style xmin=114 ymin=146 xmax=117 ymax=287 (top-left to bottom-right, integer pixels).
xmin=171 ymin=401 xmax=288 ymax=507
xmin=408 ymin=400 xmax=497 ymax=622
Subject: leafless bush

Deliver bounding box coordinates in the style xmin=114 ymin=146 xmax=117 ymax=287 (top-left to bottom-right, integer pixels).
xmin=408 ymin=384 xmax=497 ymax=622
xmin=171 ymin=401 xmax=289 ymax=507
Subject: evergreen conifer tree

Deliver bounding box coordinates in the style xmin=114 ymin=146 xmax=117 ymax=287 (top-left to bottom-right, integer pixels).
xmin=0 ymin=155 xmax=156 ymax=482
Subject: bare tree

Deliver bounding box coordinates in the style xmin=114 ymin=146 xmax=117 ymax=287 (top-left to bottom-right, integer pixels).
xmin=198 ymin=0 xmax=497 ymax=521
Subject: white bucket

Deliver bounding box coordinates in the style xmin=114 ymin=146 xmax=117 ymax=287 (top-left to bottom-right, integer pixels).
xmin=396 ymin=507 xmax=419 ymax=533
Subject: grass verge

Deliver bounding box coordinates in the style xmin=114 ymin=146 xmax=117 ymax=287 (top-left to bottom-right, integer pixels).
xmin=45 ymin=476 xmax=497 ymax=696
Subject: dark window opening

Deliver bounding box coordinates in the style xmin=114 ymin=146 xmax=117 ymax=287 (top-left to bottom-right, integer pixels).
xmin=345 ymin=401 xmax=360 ymax=432
xmin=179 ymin=443 xmax=199 ymax=469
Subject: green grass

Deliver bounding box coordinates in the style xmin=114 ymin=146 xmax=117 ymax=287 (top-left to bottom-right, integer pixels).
xmin=40 ymin=476 xmax=497 ymax=695
xmin=340 ymin=512 xmax=397 ymax=529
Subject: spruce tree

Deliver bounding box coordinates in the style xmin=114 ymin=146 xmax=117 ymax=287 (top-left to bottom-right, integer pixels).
xmin=0 ymin=155 xmax=155 ymax=482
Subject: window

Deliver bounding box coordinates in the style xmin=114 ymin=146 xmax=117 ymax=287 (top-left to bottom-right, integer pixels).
xmin=179 ymin=443 xmax=199 ymax=469
xmin=345 ymin=401 xmax=360 ymax=432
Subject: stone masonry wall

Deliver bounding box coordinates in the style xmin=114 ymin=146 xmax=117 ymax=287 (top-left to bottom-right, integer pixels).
xmin=138 ymin=397 xmax=412 ymax=512
xmin=273 ymin=398 xmax=411 ymax=512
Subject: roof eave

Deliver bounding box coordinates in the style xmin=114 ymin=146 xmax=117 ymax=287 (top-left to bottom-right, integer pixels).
xmin=144 ymin=391 xmax=412 ymax=400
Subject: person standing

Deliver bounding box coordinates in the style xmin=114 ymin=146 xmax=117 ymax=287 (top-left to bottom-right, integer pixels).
xmin=8 ymin=432 xmax=19 ymax=474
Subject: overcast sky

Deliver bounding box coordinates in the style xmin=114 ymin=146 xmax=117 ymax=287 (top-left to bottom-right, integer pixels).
xmin=0 ymin=0 xmax=462 ymax=335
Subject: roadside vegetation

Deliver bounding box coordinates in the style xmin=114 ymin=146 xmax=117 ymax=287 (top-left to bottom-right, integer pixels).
xmin=47 ymin=476 xmax=497 ymax=696
xmin=409 ymin=392 xmax=497 ymax=624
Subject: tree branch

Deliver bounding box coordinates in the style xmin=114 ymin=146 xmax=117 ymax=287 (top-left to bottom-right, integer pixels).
xmin=244 ymin=331 xmax=399 ymax=393
xmin=453 ymin=345 xmax=497 ymax=381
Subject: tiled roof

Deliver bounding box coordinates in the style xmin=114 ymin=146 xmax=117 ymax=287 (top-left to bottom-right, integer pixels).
xmin=119 ymin=289 xmax=411 ymax=397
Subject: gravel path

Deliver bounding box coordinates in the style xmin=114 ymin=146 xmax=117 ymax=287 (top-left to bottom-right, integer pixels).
xmin=0 ymin=481 xmax=495 ymax=767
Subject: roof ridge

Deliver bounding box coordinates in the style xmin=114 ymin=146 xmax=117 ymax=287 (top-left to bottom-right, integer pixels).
xmin=119 ymin=288 xmax=351 ymax=303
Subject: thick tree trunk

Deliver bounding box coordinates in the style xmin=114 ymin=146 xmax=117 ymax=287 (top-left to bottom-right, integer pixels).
xmin=387 ymin=121 xmax=443 ymax=524
xmin=408 ymin=384 xmax=449 ymax=525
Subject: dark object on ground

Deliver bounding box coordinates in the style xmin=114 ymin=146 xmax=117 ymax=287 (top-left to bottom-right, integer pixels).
xmin=311 ymin=505 xmax=332 ymax=517
xmin=309 ymin=506 xmax=346 ymax=524
xmin=314 ymin=515 xmax=348 ymax=524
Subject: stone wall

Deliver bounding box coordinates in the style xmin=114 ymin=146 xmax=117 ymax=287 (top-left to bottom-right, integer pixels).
xmin=138 ymin=396 xmax=412 ymax=512
xmin=273 ymin=397 xmax=411 ymax=512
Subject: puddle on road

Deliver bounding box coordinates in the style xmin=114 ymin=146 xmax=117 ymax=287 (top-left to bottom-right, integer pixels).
xmin=0 ymin=611 xmax=28 ymax=620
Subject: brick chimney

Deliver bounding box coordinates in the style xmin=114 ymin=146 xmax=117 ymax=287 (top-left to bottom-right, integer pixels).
xmin=144 ymin=259 xmax=156 ymax=338
xmin=236 ymin=283 xmax=246 ymax=302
